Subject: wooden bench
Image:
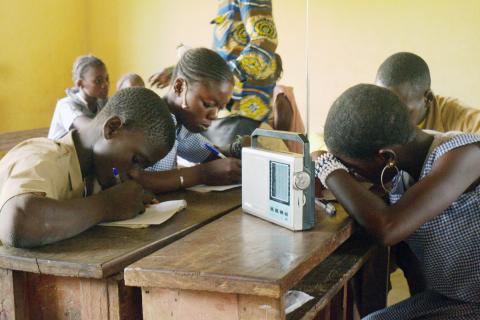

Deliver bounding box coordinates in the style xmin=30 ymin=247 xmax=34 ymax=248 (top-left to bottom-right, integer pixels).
xmin=0 ymin=188 xmax=241 ymax=319
xmin=0 ymin=127 xmax=49 ymax=157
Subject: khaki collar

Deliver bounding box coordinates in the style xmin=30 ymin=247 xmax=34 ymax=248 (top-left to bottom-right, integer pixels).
xmin=58 ymin=131 xmax=83 ymax=193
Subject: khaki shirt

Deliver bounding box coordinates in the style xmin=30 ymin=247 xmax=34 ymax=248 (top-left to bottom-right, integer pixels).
xmin=0 ymin=131 xmax=84 ymax=211
xmin=420 ymin=95 xmax=480 ymax=133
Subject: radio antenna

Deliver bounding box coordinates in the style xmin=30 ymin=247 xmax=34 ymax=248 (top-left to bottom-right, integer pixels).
xmin=305 ymin=0 xmax=310 ymax=137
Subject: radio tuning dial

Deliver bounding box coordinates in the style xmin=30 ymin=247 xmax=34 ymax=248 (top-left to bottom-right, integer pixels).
xmin=293 ymin=171 xmax=310 ymax=190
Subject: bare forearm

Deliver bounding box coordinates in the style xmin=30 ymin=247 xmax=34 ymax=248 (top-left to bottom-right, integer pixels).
xmin=134 ymin=166 xmax=204 ymax=193
xmin=0 ymin=194 xmax=108 ymax=248
xmin=326 ymin=170 xmax=400 ymax=244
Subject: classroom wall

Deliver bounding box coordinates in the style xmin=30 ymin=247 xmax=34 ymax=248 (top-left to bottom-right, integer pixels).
xmin=0 ymin=0 xmax=88 ymax=132
xmin=1 ymin=0 xmax=479 ymax=135
xmin=308 ymin=0 xmax=480 ymax=133
xmin=86 ymin=0 xmax=307 ymax=110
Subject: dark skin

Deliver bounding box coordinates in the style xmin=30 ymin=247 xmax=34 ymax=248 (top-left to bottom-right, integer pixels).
xmin=72 ymin=65 xmax=110 ymax=131
xmin=130 ymin=78 xmax=242 ymax=193
xmin=0 ymin=117 xmax=167 ymax=248
xmin=323 ymin=129 xmax=480 ymax=246
xmin=149 ymin=66 xmax=174 ymax=89
xmin=271 ymin=93 xmax=293 ymax=131
xmin=375 ymin=80 xmax=435 ymax=126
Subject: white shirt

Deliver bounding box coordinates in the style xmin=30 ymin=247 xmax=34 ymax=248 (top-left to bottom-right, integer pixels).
xmin=48 ymin=88 xmax=106 ymax=140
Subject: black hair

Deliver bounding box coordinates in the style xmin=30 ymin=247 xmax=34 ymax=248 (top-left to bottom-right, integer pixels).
xmin=116 ymin=73 xmax=145 ymax=90
xmin=72 ymin=54 xmax=106 ymax=82
xmin=172 ymin=47 xmax=234 ymax=86
xmin=375 ymin=52 xmax=431 ymax=95
xmin=96 ymin=87 xmax=175 ymax=152
xmin=324 ymin=84 xmax=414 ymax=159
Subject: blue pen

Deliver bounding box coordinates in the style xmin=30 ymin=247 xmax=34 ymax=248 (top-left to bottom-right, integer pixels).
xmin=112 ymin=167 xmax=121 ymax=184
xmin=204 ymin=143 xmax=227 ymax=159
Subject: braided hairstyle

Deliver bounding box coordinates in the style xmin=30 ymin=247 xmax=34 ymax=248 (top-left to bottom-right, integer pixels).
xmin=72 ymin=54 xmax=106 ymax=83
xmin=172 ymin=48 xmax=233 ymax=86
xmin=95 ymin=87 xmax=175 ymax=152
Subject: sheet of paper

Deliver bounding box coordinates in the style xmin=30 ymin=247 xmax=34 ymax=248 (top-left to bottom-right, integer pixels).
xmin=187 ymin=184 xmax=241 ymax=193
xmin=284 ymin=290 xmax=315 ymax=314
xmin=99 ymin=200 xmax=187 ymax=228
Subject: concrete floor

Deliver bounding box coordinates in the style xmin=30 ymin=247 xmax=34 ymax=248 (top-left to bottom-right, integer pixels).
xmin=387 ymin=269 xmax=410 ymax=306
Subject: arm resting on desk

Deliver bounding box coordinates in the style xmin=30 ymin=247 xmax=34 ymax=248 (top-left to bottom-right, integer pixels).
xmin=130 ymin=158 xmax=241 ymax=194
xmin=0 ymin=181 xmax=150 ymax=248
xmin=326 ymin=143 xmax=480 ymax=246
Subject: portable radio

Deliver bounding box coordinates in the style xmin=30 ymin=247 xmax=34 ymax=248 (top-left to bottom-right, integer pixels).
xmin=242 ymin=129 xmax=315 ymax=231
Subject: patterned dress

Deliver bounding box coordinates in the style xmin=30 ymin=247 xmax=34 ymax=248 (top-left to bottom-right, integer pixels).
xmin=212 ymin=0 xmax=278 ymax=121
xmin=147 ymin=115 xmax=212 ymax=171
xmin=365 ymin=133 xmax=480 ymax=320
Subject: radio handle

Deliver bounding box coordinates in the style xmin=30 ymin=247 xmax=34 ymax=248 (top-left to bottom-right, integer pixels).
xmin=251 ymin=128 xmax=311 ymax=167
xmin=250 ymin=128 xmax=315 ymax=230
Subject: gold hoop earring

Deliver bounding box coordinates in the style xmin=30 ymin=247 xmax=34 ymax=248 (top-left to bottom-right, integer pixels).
xmin=380 ymin=161 xmax=399 ymax=193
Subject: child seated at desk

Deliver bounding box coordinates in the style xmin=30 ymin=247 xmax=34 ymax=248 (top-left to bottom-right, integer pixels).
xmin=376 ymin=52 xmax=480 ymax=132
xmin=316 ymin=84 xmax=480 ymax=319
xmin=117 ymin=73 xmax=145 ymax=90
xmin=130 ymin=47 xmax=241 ymax=193
xmin=0 ymin=88 xmax=175 ymax=248
xmin=48 ymin=55 xmax=109 ymax=140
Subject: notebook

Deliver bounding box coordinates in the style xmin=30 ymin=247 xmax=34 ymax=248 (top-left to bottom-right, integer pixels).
xmin=99 ymin=200 xmax=187 ymax=228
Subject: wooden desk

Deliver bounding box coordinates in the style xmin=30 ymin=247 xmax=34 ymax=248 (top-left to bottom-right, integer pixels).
xmin=124 ymin=206 xmax=386 ymax=320
xmin=0 ymin=189 xmax=241 ymax=320
xmin=0 ymin=128 xmax=49 ymax=157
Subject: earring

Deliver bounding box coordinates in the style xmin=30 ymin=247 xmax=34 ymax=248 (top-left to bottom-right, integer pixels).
xmin=380 ymin=161 xmax=399 ymax=193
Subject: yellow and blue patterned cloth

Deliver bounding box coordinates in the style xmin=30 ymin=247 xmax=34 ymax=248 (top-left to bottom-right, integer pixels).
xmin=212 ymin=0 xmax=278 ymax=121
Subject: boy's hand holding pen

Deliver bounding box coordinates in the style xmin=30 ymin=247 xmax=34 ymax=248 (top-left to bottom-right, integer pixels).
xmin=112 ymin=167 xmax=158 ymax=206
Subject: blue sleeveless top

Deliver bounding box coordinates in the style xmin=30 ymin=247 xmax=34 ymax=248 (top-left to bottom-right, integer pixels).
xmin=389 ymin=133 xmax=480 ymax=303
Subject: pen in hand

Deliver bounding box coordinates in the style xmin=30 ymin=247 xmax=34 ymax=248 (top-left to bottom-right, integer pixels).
xmin=204 ymin=143 xmax=227 ymax=159
xmin=112 ymin=167 xmax=121 ymax=184
xmin=114 ymin=167 xmax=159 ymax=208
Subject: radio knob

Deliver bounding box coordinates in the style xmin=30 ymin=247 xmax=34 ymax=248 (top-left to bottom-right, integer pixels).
xmin=293 ymin=171 xmax=310 ymax=190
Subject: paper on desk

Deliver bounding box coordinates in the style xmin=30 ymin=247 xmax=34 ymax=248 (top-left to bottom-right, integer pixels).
xmin=99 ymin=200 xmax=187 ymax=228
xmin=284 ymin=290 xmax=315 ymax=314
xmin=187 ymin=184 xmax=241 ymax=193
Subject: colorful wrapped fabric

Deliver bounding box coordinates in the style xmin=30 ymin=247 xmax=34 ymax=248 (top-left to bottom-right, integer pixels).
xmin=212 ymin=0 xmax=279 ymax=121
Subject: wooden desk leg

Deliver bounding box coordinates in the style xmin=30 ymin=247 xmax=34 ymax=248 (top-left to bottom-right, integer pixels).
xmin=142 ymin=288 xmax=285 ymax=320
xmin=354 ymin=245 xmax=390 ymax=317
xmin=0 ymin=268 xmax=141 ymax=320
xmin=1 ymin=268 xmax=21 ymax=319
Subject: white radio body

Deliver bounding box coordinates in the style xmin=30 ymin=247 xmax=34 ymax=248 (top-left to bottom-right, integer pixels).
xmin=241 ymin=129 xmax=315 ymax=231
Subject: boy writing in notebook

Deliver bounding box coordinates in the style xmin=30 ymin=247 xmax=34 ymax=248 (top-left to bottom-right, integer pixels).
xmin=0 ymin=88 xmax=175 ymax=248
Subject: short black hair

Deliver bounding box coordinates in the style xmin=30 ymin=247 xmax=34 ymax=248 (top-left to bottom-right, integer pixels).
xmin=172 ymin=47 xmax=234 ymax=86
xmin=324 ymin=84 xmax=414 ymax=159
xmin=375 ymin=52 xmax=431 ymax=95
xmin=96 ymin=87 xmax=175 ymax=152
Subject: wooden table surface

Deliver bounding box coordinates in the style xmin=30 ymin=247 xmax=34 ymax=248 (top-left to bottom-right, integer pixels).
xmin=0 ymin=188 xmax=241 ymax=279
xmin=125 ymin=205 xmax=355 ymax=299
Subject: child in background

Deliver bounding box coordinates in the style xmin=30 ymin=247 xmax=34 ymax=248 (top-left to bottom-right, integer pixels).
xmin=316 ymin=84 xmax=480 ymax=319
xmin=117 ymin=73 xmax=145 ymax=90
xmin=130 ymin=48 xmax=242 ymax=193
xmin=48 ymin=55 xmax=109 ymax=140
xmin=376 ymin=52 xmax=480 ymax=132
xmin=0 ymin=88 xmax=175 ymax=248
